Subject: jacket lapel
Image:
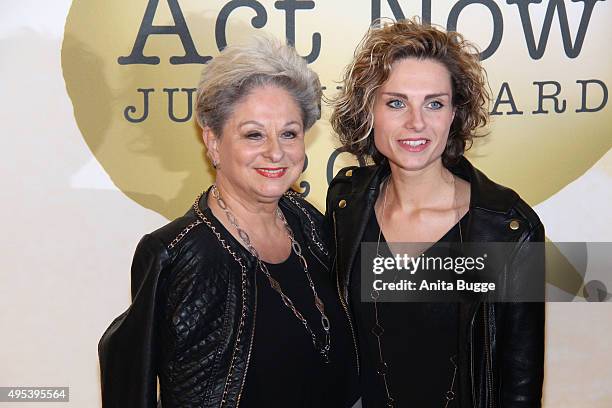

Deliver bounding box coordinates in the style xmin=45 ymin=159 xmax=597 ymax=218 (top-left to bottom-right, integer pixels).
xmin=333 ymin=163 xmax=389 ymax=301
xmin=448 ymin=156 xmax=518 ymax=242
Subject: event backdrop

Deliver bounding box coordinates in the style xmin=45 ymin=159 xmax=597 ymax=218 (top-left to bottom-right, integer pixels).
xmin=62 ymin=0 xmax=611 ymax=217
xmin=1 ymin=1 xmax=611 ymax=407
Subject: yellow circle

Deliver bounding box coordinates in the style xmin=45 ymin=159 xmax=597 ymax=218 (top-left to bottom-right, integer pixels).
xmin=61 ymin=0 xmax=612 ymax=219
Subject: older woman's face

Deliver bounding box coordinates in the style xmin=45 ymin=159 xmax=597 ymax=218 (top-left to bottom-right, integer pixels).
xmin=205 ymin=85 xmax=305 ymax=204
xmin=373 ymin=58 xmax=455 ymax=173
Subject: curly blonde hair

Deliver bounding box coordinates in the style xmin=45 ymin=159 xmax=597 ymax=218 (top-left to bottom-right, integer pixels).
xmin=330 ymin=18 xmax=491 ymax=166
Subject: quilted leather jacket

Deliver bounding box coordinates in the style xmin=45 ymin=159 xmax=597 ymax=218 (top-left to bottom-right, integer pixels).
xmin=98 ymin=189 xmax=334 ymax=408
xmin=325 ymin=157 xmax=545 ymax=408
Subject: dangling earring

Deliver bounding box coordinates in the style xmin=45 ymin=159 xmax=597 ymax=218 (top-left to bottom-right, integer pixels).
xmin=212 ymin=160 xmax=220 ymax=170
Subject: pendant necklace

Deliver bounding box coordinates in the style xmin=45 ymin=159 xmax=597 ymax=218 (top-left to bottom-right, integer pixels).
xmin=371 ymin=175 xmax=461 ymax=407
xmin=211 ymin=185 xmax=331 ymax=362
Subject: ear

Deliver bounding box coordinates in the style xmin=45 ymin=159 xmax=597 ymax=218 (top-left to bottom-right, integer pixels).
xmin=202 ymin=126 xmax=220 ymax=165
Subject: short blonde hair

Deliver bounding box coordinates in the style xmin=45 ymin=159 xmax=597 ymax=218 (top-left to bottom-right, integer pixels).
xmin=195 ymin=36 xmax=322 ymax=135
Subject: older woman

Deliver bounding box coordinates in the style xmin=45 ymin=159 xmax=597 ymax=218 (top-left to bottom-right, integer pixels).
xmin=99 ymin=37 xmax=358 ymax=408
xmin=327 ymin=20 xmax=544 ymax=407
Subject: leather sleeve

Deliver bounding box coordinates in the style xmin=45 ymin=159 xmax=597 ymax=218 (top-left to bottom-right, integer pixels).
xmin=99 ymin=234 xmax=170 ymax=408
xmin=160 ymin=242 xmax=234 ymax=408
xmin=500 ymin=222 xmax=545 ymax=407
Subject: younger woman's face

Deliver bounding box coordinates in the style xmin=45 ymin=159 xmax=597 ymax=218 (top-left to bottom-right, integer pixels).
xmin=373 ymin=57 xmax=456 ymax=174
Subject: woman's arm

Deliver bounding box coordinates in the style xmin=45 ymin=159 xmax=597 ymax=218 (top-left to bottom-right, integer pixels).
xmin=99 ymin=234 xmax=170 ymax=408
xmin=500 ymin=221 xmax=545 ymax=407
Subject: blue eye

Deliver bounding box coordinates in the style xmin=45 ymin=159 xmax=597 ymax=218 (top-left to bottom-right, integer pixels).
xmin=427 ymin=100 xmax=444 ymax=110
xmin=387 ymin=99 xmax=405 ymax=109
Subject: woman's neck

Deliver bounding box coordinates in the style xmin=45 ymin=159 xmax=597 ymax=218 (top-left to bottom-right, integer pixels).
xmin=209 ymin=177 xmax=281 ymax=229
xmin=385 ymin=160 xmax=456 ymax=212
xmin=209 ymin=177 xmax=291 ymax=263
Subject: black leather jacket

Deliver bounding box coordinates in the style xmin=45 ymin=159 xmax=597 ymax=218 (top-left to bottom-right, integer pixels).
xmin=325 ymin=157 xmax=545 ymax=408
xmin=98 ymin=189 xmax=333 ymax=408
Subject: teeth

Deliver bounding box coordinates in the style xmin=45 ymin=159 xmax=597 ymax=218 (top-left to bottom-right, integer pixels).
xmin=401 ymin=140 xmax=427 ymax=146
xmin=259 ymin=169 xmax=284 ymax=174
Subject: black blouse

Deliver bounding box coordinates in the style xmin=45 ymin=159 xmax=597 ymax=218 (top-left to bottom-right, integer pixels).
xmin=350 ymin=210 xmax=466 ymax=408
xmin=240 ymin=210 xmax=358 ymax=407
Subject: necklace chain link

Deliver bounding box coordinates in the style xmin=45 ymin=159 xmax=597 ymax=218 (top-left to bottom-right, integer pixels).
xmin=371 ymin=175 xmax=461 ymax=407
xmin=211 ymin=185 xmax=331 ymax=362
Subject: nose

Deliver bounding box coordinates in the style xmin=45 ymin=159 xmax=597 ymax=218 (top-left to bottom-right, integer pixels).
xmin=263 ymin=136 xmax=284 ymax=162
xmin=404 ymin=106 xmax=425 ymax=132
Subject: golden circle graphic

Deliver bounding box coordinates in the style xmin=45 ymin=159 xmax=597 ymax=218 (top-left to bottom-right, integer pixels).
xmin=62 ymin=0 xmax=612 ymax=219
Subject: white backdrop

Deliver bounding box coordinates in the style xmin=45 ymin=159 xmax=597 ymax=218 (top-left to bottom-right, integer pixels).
xmin=1 ymin=1 xmax=611 ymax=407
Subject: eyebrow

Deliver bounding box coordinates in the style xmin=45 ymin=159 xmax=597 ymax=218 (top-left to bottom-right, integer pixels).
xmin=238 ymin=120 xmax=302 ymax=128
xmin=382 ymin=92 xmax=451 ymax=99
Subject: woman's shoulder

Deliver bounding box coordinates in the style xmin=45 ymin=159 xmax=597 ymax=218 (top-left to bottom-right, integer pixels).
xmin=127 ymin=208 xmax=209 ymax=284
xmin=139 ymin=200 xmax=233 ymax=267
xmin=140 ymin=207 xmax=203 ymax=253
xmin=509 ymin=194 xmax=542 ymax=233
xmin=465 ymin=162 xmax=543 ymax=239
xmin=327 ymin=164 xmax=384 ymax=197
xmin=137 ymin=204 xmax=243 ymax=301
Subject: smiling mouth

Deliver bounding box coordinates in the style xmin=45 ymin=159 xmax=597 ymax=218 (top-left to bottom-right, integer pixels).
xmin=399 ymin=139 xmax=428 ymax=146
xmin=398 ymin=138 xmax=430 ymax=152
xmin=255 ymin=167 xmax=287 ymax=178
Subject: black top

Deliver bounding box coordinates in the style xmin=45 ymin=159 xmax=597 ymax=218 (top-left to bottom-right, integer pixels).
xmin=241 ymin=210 xmax=358 ymax=407
xmin=350 ymin=210 xmax=466 ymax=408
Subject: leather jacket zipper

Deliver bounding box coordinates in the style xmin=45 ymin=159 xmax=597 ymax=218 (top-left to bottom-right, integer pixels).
xmin=470 ymin=305 xmax=478 ymax=408
xmin=308 ymin=245 xmax=330 ymax=273
xmin=483 ymin=303 xmax=494 ymax=408
xmin=219 ymin=258 xmax=250 ymax=407
xmin=470 ymin=302 xmax=495 ymax=408
xmin=333 ymin=211 xmax=360 ymax=375
xmin=192 ymin=203 xmax=248 ymax=408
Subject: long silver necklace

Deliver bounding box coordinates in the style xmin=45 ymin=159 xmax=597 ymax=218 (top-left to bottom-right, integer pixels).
xmin=211 ymin=185 xmax=331 ymax=362
xmin=371 ymin=175 xmax=461 ymax=407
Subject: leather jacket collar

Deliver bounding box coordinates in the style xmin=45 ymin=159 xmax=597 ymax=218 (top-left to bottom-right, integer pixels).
xmin=328 ymin=156 xmax=523 ymax=300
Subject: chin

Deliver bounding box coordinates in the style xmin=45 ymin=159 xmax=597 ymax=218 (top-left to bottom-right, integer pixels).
xmin=388 ymin=157 xmax=432 ymax=172
xmin=253 ymin=183 xmax=292 ymax=201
